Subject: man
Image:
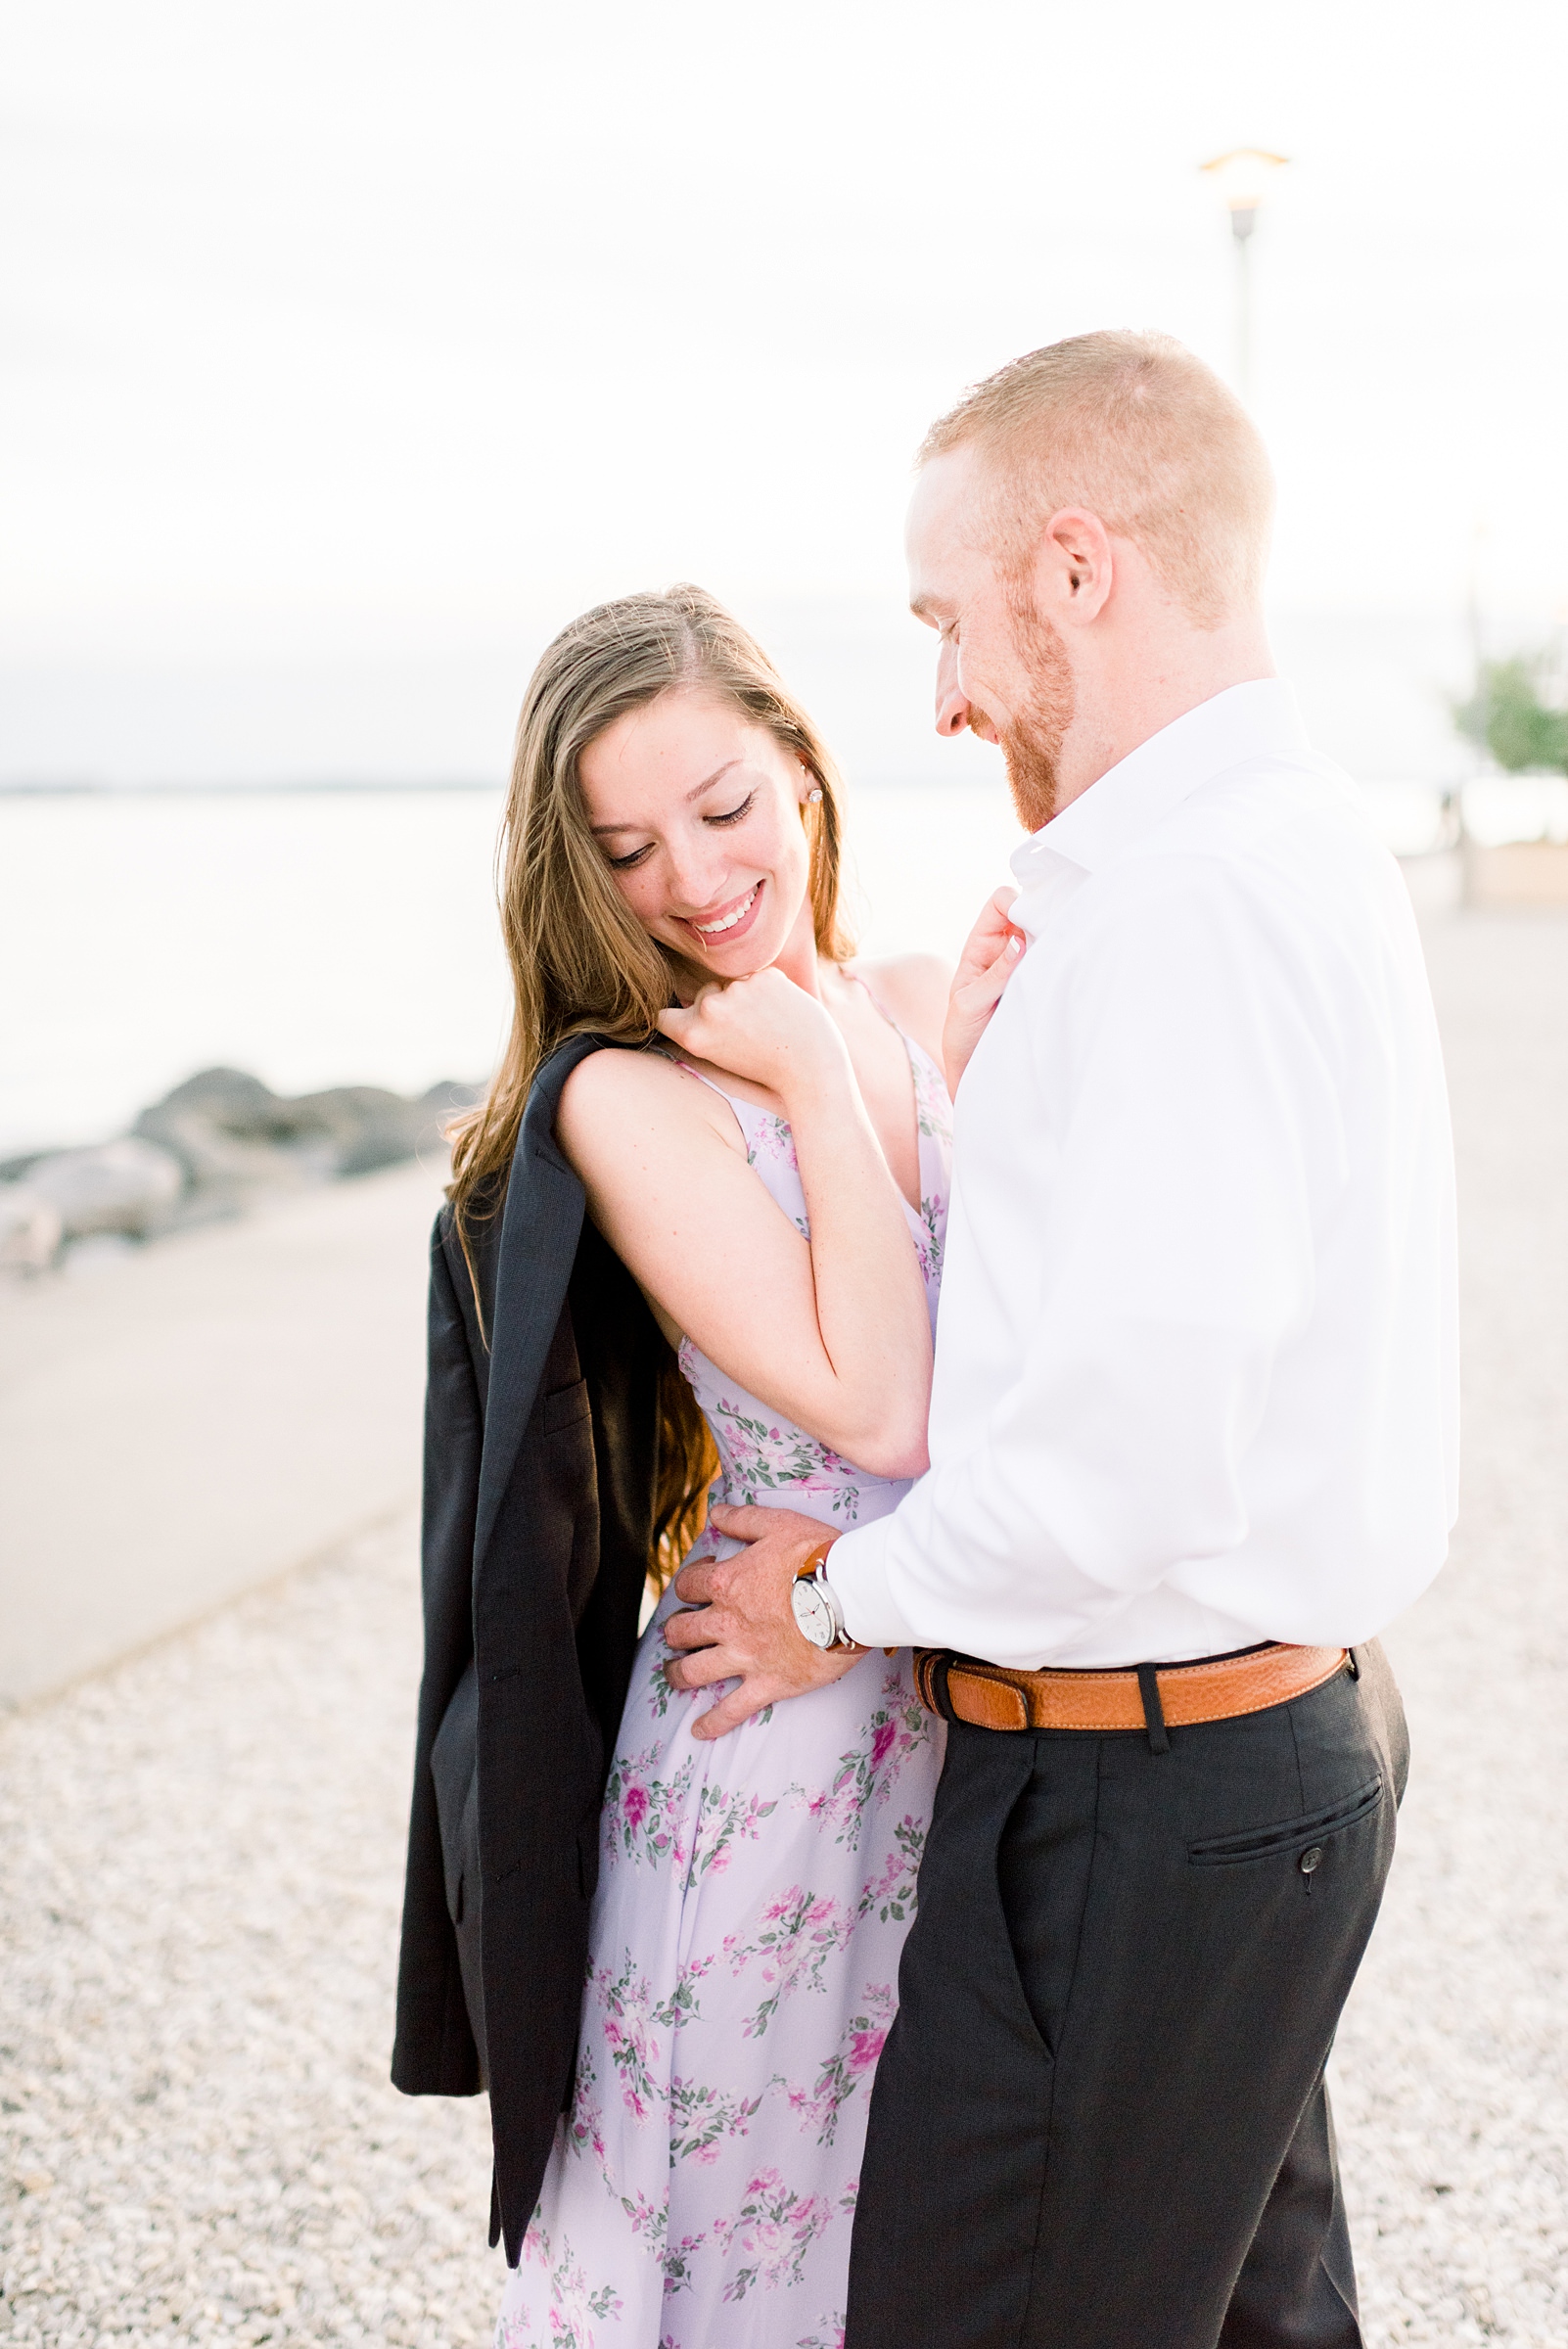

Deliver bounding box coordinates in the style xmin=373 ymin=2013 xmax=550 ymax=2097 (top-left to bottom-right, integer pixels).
xmin=663 ymin=330 xmax=1458 ymax=2348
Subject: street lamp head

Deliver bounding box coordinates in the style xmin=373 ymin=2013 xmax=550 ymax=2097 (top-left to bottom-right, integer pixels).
xmin=1200 ymin=148 xmax=1289 ymax=242
xmin=1201 ymin=150 xmax=1288 ymax=403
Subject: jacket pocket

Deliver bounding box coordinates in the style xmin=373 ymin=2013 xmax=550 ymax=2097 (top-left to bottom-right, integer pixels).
xmin=542 ymin=1375 xmax=591 ymax=1435
xmin=1188 ymin=1773 xmax=1383 ymax=1867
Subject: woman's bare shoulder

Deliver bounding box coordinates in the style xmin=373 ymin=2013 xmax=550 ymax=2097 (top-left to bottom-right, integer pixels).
xmin=555 ymin=1043 xmax=738 ymax=1172
xmin=851 ymin=952 xmax=952 ymax=1062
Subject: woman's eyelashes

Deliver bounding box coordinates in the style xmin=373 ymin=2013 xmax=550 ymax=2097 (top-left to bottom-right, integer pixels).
xmin=706 ymin=791 xmax=756 ymax=829
xmin=604 ymin=793 xmax=757 ymax=872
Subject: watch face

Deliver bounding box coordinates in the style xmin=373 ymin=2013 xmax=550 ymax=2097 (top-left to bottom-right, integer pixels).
xmin=791 ymin=1578 xmax=837 ymax=1650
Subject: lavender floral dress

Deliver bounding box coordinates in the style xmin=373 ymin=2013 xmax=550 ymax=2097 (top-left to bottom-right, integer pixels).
xmin=496 ymin=1004 xmax=952 ymax=2349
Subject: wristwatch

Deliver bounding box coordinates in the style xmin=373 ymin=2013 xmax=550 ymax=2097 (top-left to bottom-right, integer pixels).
xmin=791 ymin=1539 xmax=862 ymax=1652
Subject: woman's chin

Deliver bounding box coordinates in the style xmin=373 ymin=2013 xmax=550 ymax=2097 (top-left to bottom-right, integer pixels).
xmin=664 ymin=925 xmax=792 ymax=986
xmin=715 ymin=933 xmax=792 ymax=980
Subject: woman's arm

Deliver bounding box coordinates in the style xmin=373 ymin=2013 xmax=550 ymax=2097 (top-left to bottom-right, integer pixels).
xmin=555 ymin=979 xmax=933 ymax=1477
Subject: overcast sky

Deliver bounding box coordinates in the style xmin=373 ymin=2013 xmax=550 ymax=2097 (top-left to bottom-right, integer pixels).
xmin=4 ymin=0 xmax=1566 ymax=776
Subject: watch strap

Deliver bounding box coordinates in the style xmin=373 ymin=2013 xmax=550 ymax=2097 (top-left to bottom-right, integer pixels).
xmin=794 ymin=1537 xmax=839 ymax=1583
xmin=793 ymin=1538 xmax=863 ymax=1652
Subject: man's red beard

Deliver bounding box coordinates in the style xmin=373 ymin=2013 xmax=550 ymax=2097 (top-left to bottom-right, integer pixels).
xmin=971 ymin=592 xmax=1077 ymax=832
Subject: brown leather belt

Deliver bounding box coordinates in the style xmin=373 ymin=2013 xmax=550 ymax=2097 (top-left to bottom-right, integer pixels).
xmin=914 ymin=1642 xmax=1350 ymax=1734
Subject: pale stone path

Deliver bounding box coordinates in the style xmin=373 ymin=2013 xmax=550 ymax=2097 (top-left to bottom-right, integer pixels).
xmin=0 ymin=1159 xmax=443 ymax=1707
xmin=1332 ymin=912 xmax=1568 ymax=2346
xmin=2 ymin=908 xmax=1566 ymax=2348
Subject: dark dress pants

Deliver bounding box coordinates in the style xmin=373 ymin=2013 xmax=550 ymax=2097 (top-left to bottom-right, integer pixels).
xmin=846 ymin=1642 xmax=1408 ymax=2349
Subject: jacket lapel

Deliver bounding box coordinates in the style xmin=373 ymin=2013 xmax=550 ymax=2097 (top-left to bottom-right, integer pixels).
xmin=472 ymin=1036 xmax=607 ymax=1575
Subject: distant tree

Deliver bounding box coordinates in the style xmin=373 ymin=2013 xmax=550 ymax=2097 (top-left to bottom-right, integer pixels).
xmin=1454 ymin=656 xmax=1568 ymax=773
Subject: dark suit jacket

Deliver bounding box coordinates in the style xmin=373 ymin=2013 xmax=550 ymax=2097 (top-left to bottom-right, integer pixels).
xmin=391 ymin=1036 xmax=665 ymax=2262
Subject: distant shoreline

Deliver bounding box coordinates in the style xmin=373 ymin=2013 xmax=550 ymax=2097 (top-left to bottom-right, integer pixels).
xmin=0 ymin=777 xmax=503 ymax=797
xmin=0 ymin=774 xmax=1023 ymax=798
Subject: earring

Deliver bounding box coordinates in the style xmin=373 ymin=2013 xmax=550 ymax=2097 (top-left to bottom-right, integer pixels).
xmin=806 ymin=786 xmax=824 ymax=805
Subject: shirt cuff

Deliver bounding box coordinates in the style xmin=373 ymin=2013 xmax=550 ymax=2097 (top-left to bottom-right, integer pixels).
xmin=824 ymin=1514 xmax=922 ymax=1649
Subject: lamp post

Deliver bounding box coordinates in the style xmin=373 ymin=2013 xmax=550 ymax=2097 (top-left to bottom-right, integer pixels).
xmin=1200 ymin=148 xmax=1289 ymax=403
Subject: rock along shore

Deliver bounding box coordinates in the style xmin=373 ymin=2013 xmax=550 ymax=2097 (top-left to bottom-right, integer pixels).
xmin=0 ymin=1067 xmax=477 ymax=1277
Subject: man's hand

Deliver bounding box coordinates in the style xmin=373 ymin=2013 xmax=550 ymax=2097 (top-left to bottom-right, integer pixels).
xmin=663 ymin=1503 xmax=861 ymax=1740
xmin=943 ymin=887 xmax=1026 ymax=1099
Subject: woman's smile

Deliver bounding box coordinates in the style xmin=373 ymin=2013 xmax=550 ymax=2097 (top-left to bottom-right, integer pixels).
xmin=680 ymin=880 xmax=765 ymax=950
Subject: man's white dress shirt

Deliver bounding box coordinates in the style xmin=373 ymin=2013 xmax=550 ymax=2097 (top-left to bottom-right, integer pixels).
xmin=830 ymin=680 xmax=1459 ymax=1668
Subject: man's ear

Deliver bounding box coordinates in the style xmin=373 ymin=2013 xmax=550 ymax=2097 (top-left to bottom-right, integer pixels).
xmin=1030 ymin=507 xmax=1114 ymax=629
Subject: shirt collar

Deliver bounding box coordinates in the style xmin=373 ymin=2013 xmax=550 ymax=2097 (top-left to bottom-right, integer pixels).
xmin=1008 ymin=680 xmax=1312 ymax=915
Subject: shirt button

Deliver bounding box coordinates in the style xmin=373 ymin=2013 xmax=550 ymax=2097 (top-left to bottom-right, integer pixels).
xmin=1300 ymin=1846 xmax=1324 ymax=1874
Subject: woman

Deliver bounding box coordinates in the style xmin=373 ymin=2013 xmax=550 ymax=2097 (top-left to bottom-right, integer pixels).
xmin=479 ymin=592 xmax=950 ymax=2349
xmin=403 ymin=585 xmax=1010 ymax=2348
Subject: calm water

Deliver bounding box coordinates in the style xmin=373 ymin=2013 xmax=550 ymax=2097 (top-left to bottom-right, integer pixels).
xmin=7 ymin=596 xmax=1529 ymax=1157
xmin=6 ymin=763 xmax=1514 ymax=1158
xmin=1 ymin=782 xmax=1033 ymax=1156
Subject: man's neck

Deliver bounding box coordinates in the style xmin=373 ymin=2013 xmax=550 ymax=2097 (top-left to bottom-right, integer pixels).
xmin=1051 ymin=616 xmax=1276 ymax=816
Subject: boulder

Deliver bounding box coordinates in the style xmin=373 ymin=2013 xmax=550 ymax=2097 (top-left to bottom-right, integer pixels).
xmin=133 ymin=1068 xmax=478 ymax=1200
xmin=1 ymin=1073 xmax=479 ymax=1267
xmin=23 ymin=1138 xmax=186 ymax=1242
xmin=134 ymin=1069 xmax=332 ymax=1196
xmin=0 ymin=1184 xmax=66 ymax=1274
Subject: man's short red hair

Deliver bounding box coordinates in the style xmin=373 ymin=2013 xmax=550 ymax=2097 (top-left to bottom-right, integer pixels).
xmin=920 ymin=331 xmax=1274 ymax=628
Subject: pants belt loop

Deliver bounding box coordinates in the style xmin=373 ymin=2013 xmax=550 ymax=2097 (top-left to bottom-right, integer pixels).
xmin=931 ymin=1652 xmax=958 ymax=1726
xmin=917 ymin=1650 xmax=959 ymax=1726
xmin=1135 ymin=1663 xmax=1171 ymax=1755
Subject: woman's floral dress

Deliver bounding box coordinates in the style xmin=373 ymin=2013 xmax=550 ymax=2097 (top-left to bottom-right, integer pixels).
xmin=496 ymin=1006 xmax=952 ymax=2349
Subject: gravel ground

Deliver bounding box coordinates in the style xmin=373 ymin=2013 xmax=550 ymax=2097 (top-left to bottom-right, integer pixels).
xmin=0 ymin=1519 xmax=499 ymax=2348
xmin=1332 ymin=912 xmax=1568 ymax=2347
xmin=3 ymin=906 xmax=1566 ymax=2349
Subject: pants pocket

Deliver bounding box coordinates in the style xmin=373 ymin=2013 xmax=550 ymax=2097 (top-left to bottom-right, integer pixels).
xmin=1188 ymin=1773 xmax=1384 ymax=1867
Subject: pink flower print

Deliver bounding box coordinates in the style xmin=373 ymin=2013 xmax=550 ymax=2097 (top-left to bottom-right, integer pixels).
xmin=683 ymin=1782 xmax=779 ymax=1889
xmin=723 ymin=1886 xmax=854 ymax=2038
xmin=714 ymin=2168 xmax=834 ymax=2300
xmin=508 ymin=2224 xmax=622 ymax=2345
xmin=592 ymin=1954 xmax=673 ymax=2123
xmin=847 ymin=2022 xmax=888 ymax=2072
xmin=869 ymin=1720 xmax=897 ymax=1770
xmin=602 ymin=1749 xmax=697 ymax=1872
xmin=618 ymin=2188 xmax=668 ymax=2249
xmin=668 ymin=2075 xmax=762 ymax=2165
xmin=770 ymin=1982 xmax=898 ymax=2145
xmin=746 ymin=1113 xmax=801 ymax=1176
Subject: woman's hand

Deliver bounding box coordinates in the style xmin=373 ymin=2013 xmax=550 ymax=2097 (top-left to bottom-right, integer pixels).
xmin=943 ymin=888 xmax=1026 ymax=1099
xmin=657 ymin=968 xmax=848 ymax=1104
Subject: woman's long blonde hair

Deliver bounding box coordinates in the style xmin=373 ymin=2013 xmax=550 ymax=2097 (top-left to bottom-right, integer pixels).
xmin=447 ymin=583 xmax=854 ymax=1581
